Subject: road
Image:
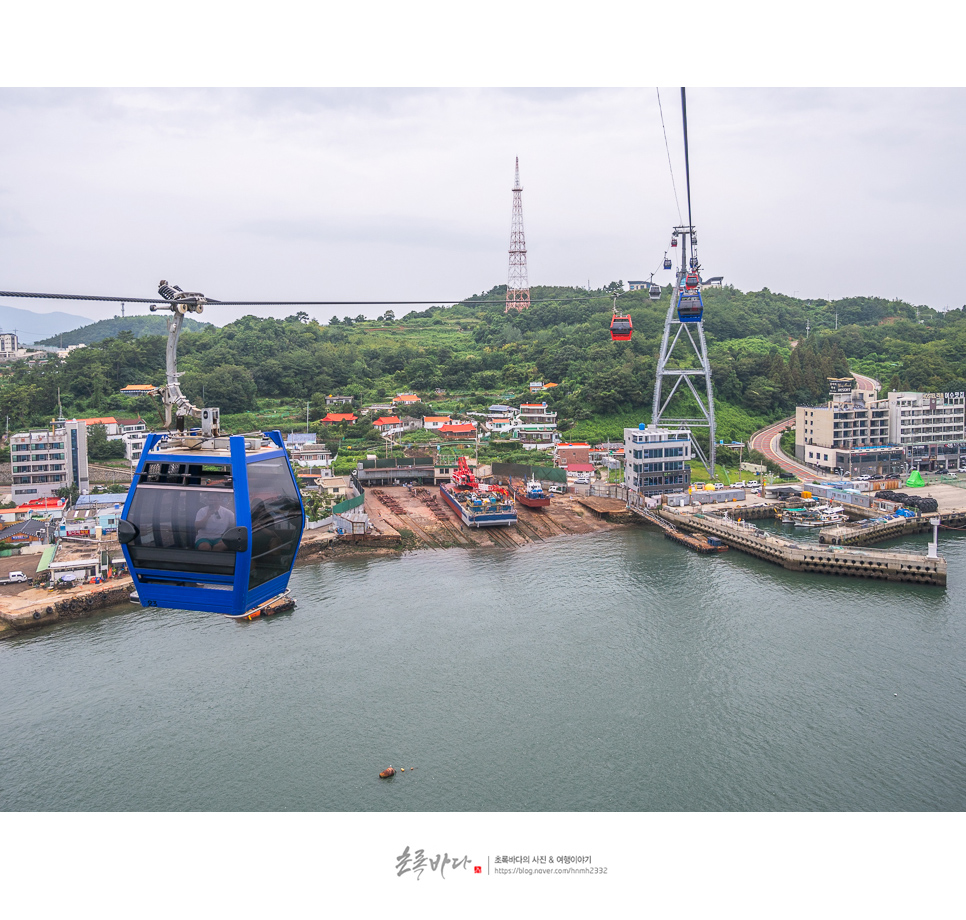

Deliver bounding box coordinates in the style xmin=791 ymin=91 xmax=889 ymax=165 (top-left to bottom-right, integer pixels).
xmin=748 ymin=416 xmax=837 ymax=483
xmin=747 ymin=371 xmax=882 ymax=482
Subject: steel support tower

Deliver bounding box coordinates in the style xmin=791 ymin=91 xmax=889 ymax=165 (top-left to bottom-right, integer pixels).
xmin=651 ymin=225 xmax=716 ymax=476
xmin=505 ymin=157 xmax=531 ymax=312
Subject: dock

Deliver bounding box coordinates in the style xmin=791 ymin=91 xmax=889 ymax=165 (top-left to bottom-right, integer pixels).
xmin=634 ymin=507 xmax=946 ymax=587
xmin=633 ymin=507 xmax=728 ymax=554
xmin=819 ymin=510 xmax=966 ymax=546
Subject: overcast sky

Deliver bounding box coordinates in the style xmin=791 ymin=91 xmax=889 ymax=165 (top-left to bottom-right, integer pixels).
xmin=2 ymin=18 xmax=963 ymax=330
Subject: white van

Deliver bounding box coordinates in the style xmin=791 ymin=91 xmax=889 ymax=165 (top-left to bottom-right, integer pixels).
xmin=8 ymin=571 xmax=28 ymax=583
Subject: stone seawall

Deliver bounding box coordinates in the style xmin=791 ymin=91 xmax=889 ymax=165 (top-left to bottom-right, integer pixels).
xmin=0 ymin=580 xmax=135 ymax=637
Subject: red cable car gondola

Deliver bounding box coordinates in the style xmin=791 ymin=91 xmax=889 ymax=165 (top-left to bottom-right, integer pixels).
xmin=610 ymin=312 xmax=632 ymax=341
xmin=684 ymin=271 xmax=700 ymax=290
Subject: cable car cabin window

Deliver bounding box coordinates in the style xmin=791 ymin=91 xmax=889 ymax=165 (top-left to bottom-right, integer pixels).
xmin=247 ymin=458 xmax=303 ymax=590
xmin=125 ymin=484 xmax=237 ymax=577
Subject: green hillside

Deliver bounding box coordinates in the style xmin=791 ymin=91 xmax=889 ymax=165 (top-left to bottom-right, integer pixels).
xmin=3 ymin=285 xmax=964 ymax=454
xmin=36 ymin=314 xmax=210 ymax=347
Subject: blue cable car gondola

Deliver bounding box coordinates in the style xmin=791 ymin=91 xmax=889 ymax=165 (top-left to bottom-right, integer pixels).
xmin=663 ymin=254 xmax=672 ymax=270
xmin=677 ymin=288 xmax=704 ymax=323
xmin=118 ymin=430 xmax=305 ymax=617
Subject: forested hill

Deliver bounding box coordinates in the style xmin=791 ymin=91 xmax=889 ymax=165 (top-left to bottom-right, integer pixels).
xmin=3 ymin=284 xmax=965 ymax=443
xmin=36 ymin=314 xmax=210 ymax=346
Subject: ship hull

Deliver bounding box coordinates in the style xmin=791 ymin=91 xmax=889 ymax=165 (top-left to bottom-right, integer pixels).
xmin=514 ymin=490 xmax=550 ymax=508
xmin=440 ymin=484 xmax=517 ymax=527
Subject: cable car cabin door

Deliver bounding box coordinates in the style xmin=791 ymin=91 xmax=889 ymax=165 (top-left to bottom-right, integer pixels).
xmin=119 ymin=432 xmax=305 ymax=617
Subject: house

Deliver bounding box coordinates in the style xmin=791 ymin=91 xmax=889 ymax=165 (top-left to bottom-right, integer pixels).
xmin=113 ymin=418 xmax=148 ymax=462
xmin=518 ymin=403 xmax=557 ymax=425
xmin=0 ymin=519 xmax=54 ymax=547
xmin=488 ymin=404 xmax=517 ymax=419
xmin=392 ymin=394 xmax=421 ymax=407
xmin=79 ymin=416 xmax=120 ymax=436
xmin=319 ymin=476 xmax=354 ymax=500
xmin=373 ymin=416 xmax=404 ymax=436
xmin=529 ymin=382 xmax=544 ymax=393
xmin=564 ymin=462 xmax=596 ymax=481
xmin=555 ymin=442 xmax=591 ymax=467
xmin=438 ymin=422 xmax=477 ymax=440
xmin=74 ymin=493 xmax=129 ymax=534
xmin=628 ymin=281 xmax=647 ymax=291
xmin=325 ymin=395 xmax=354 ymax=406
xmin=120 ymin=384 xmax=157 ymax=395
xmin=0 ymin=497 xmax=67 ymax=524
xmin=319 ymin=412 xmax=358 ymax=425
xmin=515 ymin=402 xmax=558 ymax=450
xmin=286 ymin=433 xmax=333 ymax=468
xmin=486 ymin=417 xmax=513 ymax=433
xmin=423 ymin=416 xmax=452 ymax=430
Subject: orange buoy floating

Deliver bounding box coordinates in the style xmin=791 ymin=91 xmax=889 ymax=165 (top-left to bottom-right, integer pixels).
xmin=379 ymin=766 xmax=396 ymax=778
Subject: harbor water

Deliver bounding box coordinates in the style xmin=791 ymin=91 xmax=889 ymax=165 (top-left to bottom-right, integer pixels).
xmin=2 ymin=524 xmax=965 ymax=812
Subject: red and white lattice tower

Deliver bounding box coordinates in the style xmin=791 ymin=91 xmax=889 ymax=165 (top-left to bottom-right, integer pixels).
xmin=505 ymin=157 xmax=531 ymax=312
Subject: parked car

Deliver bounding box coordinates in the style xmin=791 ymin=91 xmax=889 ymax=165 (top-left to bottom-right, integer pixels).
xmin=7 ymin=571 xmax=28 ymax=583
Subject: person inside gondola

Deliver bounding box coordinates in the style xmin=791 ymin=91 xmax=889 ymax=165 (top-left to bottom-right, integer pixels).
xmin=194 ymin=492 xmax=235 ymax=551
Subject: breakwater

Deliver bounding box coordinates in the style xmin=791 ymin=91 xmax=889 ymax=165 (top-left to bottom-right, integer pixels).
xmin=655 ymin=507 xmax=946 ymax=586
xmin=820 ymin=510 xmax=966 ymax=546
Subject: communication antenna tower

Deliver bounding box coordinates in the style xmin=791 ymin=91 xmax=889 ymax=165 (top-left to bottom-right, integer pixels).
xmin=505 ymin=157 xmax=531 ymax=313
xmin=651 ymin=225 xmax=716 ymax=476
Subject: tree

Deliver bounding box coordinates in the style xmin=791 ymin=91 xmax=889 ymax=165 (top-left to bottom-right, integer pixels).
xmin=87 ymin=424 xmax=126 ymax=461
xmin=56 ymin=482 xmax=80 ymax=505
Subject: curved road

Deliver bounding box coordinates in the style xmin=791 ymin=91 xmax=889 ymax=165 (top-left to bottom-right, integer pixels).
xmin=748 ymin=416 xmax=829 ymax=482
xmin=747 ymin=372 xmax=881 ymax=483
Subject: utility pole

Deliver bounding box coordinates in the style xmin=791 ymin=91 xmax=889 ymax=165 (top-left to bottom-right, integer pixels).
xmin=306 ymin=402 xmax=310 ymax=433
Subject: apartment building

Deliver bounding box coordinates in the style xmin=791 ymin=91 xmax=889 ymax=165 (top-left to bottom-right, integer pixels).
xmin=11 ymin=419 xmax=89 ymax=501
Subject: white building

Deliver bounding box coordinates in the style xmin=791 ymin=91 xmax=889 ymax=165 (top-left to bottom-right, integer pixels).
xmin=623 ymin=424 xmax=692 ymax=497
xmin=888 ymin=390 xmax=966 ymax=471
xmin=795 ymin=379 xmax=962 ymax=475
xmin=11 ymin=420 xmax=89 ymax=501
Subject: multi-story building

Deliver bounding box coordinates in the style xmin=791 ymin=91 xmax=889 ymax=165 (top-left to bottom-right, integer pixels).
xmin=887 ymin=390 xmax=966 ymax=471
xmin=796 ymin=379 xmax=965 ymax=475
xmin=11 ymin=420 xmax=89 ymax=501
xmin=515 ymin=402 xmax=558 ymax=450
xmin=624 ymin=424 xmax=692 ymax=497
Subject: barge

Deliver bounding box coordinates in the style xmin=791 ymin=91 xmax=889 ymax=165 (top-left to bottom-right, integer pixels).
xmin=441 ymin=456 xmax=517 ymax=527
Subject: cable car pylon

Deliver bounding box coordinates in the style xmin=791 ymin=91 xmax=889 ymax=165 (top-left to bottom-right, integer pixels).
xmin=651 ymin=225 xmax=716 ymax=477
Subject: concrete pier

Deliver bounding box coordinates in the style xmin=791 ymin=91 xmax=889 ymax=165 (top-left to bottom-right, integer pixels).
xmin=647 ymin=507 xmax=946 ymax=587
xmin=820 ymin=510 xmax=966 ymax=547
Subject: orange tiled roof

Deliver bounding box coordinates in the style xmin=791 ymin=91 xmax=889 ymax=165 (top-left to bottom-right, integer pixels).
xmin=320 ymin=413 xmax=358 ymax=423
xmin=374 ymin=416 xmax=402 ymax=425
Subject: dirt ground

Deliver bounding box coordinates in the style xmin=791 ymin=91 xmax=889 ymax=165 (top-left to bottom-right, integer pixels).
xmin=363 ymin=485 xmax=621 ymax=550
